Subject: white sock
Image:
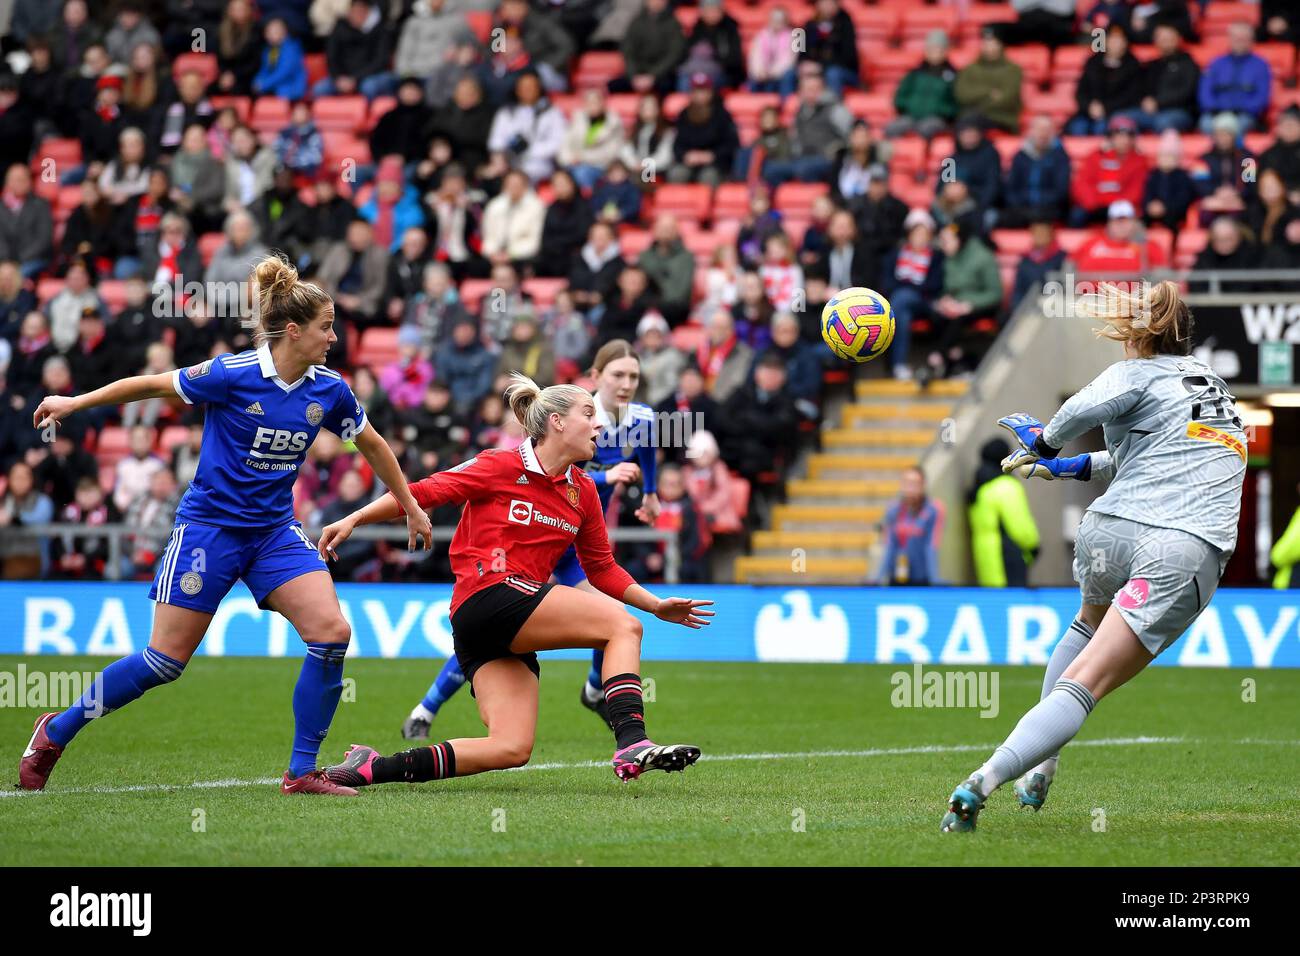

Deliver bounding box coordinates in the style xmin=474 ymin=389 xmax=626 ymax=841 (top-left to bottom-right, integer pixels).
xmin=409 ymin=703 xmax=435 ymax=722
xmin=974 ymin=678 xmax=1097 ymax=795
xmin=1026 ymin=617 xmax=1094 ymax=782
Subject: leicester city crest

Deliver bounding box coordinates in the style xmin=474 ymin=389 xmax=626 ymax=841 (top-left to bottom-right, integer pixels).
xmin=305 ymin=402 xmax=324 ymax=426
xmin=180 ymin=572 xmax=203 ymax=595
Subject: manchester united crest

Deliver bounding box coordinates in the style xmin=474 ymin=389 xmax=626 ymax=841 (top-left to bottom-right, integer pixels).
xmin=566 ymin=486 xmax=580 ymax=508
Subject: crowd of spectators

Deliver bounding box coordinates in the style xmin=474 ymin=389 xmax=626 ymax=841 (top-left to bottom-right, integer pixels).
xmin=1 ymin=0 xmax=1299 ymax=583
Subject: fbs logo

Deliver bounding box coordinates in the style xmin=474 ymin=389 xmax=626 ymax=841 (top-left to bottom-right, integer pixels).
xmin=1117 ymin=578 xmax=1150 ymax=610
xmin=754 ymin=590 xmax=850 ymax=662
xmin=508 ymin=499 xmax=533 ymax=525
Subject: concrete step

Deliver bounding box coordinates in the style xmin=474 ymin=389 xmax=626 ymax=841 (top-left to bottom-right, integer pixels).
xmin=772 ymin=504 xmax=883 ymax=531
xmin=821 ymin=428 xmax=935 ymax=449
xmin=734 ymin=555 xmax=870 ymax=584
xmin=806 ymin=453 xmax=918 ymax=480
xmin=787 ymin=478 xmax=899 ymax=498
xmin=841 ymin=403 xmax=953 ymax=428
xmin=751 ymin=529 xmax=877 ymax=551
xmin=855 ymin=379 xmax=969 ymax=399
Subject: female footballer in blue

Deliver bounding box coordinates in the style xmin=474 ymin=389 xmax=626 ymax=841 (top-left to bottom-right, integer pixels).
xmin=19 ymin=255 xmax=432 ymax=794
xmin=401 ymin=339 xmax=660 ymax=738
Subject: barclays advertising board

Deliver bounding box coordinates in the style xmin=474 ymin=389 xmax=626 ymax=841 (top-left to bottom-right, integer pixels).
xmin=0 ymin=583 xmax=1296 ymax=668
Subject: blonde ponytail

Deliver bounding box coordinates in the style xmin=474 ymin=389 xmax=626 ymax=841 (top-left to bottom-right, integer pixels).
xmin=504 ymin=371 xmax=591 ymax=442
xmin=1078 ymin=279 xmax=1193 ymax=357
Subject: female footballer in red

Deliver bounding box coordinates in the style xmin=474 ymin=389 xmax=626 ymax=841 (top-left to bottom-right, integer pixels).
xmin=315 ymin=372 xmax=713 ymax=786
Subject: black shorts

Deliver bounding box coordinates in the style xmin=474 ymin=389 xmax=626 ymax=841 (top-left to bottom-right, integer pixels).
xmin=450 ymin=576 xmax=554 ymax=688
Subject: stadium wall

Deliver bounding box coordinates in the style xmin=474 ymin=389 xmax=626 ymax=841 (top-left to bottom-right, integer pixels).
xmin=1 ymin=583 xmax=1296 ymax=668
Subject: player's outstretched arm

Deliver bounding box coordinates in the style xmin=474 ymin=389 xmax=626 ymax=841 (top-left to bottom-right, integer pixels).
xmin=621 ymin=582 xmax=715 ymax=629
xmin=351 ymin=424 xmax=432 ymax=551
xmin=318 ymin=491 xmax=404 ymax=560
xmin=32 ymin=372 xmax=178 ymax=430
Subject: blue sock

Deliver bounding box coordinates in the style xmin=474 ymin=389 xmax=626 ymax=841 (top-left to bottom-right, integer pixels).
xmin=288 ymin=642 xmax=348 ymax=779
xmin=587 ymin=648 xmax=605 ymax=691
xmin=46 ymin=647 xmax=185 ymax=747
xmin=420 ymin=657 xmax=466 ymax=715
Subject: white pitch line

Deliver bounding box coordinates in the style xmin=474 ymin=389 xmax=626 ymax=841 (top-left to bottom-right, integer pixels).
xmin=8 ymin=735 xmax=1295 ymax=800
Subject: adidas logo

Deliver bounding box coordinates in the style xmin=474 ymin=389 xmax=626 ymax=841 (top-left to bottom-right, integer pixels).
xmin=516 ymin=474 xmax=529 ymax=485
xmin=245 ymin=402 xmax=265 ymax=416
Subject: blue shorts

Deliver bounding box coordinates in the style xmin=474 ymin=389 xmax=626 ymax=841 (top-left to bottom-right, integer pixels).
xmin=551 ymin=544 xmax=587 ymax=587
xmin=149 ymin=519 xmax=328 ymax=614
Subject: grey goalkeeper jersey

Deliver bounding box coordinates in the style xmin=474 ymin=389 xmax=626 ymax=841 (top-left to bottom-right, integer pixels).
xmin=1043 ymin=355 xmax=1246 ymax=553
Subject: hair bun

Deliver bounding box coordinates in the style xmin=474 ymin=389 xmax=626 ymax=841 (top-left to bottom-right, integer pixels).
xmin=253 ymin=255 xmax=298 ymax=302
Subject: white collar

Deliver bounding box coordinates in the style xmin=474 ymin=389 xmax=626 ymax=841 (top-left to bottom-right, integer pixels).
xmin=257 ymin=343 xmax=316 ymax=392
xmin=593 ymin=392 xmax=631 ymax=431
xmin=519 ymin=437 xmax=576 ymax=482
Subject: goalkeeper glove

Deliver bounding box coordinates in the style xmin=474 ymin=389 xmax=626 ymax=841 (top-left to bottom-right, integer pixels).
xmin=1002 ymin=447 xmax=1092 ymax=481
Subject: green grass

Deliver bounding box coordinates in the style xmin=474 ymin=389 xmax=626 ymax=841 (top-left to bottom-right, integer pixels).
xmin=1 ymin=656 xmax=1296 ymax=865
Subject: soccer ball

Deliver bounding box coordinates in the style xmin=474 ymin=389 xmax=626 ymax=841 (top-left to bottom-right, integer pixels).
xmin=820 ymin=287 xmax=895 ymax=363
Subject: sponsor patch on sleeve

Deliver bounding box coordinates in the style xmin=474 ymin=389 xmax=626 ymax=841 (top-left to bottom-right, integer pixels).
xmin=185 ymin=359 xmax=214 ymax=380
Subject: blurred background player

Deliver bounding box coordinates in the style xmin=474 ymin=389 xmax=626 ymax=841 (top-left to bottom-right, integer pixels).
xmin=942 ymin=281 xmax=1245 ymax=831
xmin=18 ymin=256 xmax=431 ymax=795
xmin=319 ymin=373 xmax=711 ymax=786
xmin=400 ymin=339 xmax=660 ymax=738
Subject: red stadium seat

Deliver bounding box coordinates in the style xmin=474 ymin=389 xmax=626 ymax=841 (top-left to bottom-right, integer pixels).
xmin=782 ymin=216 xmax=811 ymax=247
xmin=523 ymin=278 xmax=566 ymax=308
xmin=1255 ymin=43 xmax=1296 ymax=80
xmin=312 ymin=96 xmax=367 ymax=133
xmin=1050 ymin=45 xmax=1092 ymax=87
xmin=662 ymin=92 xmax=689 ymax=122
xmin=209 ymin=95 xmax=251 ymax=124
xmin=465 ymin=10 xmax=492 ymax=43
xmin=1188 ymin=40 xmax=1232 ymax=69
xmin=53 ymin=185 xmax=81 ymax=223
xmin=992 ymin=136 xmax=1023 ymax=169
xmin=866 ymin=48 xmax=921 ymax=87
xmin=848 ymin=4 xmax=898 ymax=46
xmin=889 ymin=136 xmax=926 ymax=177
xmin=250 ymin=96 xmax=290 ymax=135
xmin=605 ymin=93 xmax=640 ymax=132
xmin=1175 ymin=228 xmax=1208 ymax=269
xmin=1022 ymin=90 xmax=1075 ymax=127
xmin=618 ymin=227 xmax=653 ymax=261
xmin=991 ymin=228 xmax=1033 ymax=259
xmin=959 ymin=3 xmax=1016 ymax=44
xmin=888 ymin=173 xmax=932 ymax=209
xmin=712 ymin=183 xmax=750 ymax=223
xmin=96 ymin=426 xmax=131 ymax=467
xmin=97 ymin=280 xmax=128 ymax=314
xmin=1005 ymin=45 xmax=1050 ymax=88
xmin=898 ymin=7 xmax=958 ymax=46
xmin=1201 ymin=2 xmax=1260 ymax=34
xmin=773 ymin=182 xmax=829 ymax=216
xmin=304 ymin=53 xmax=329 ymax=90
xmin=198 ymin=232 xmax=225 ymax=267
xmin=457 ymin=279 xmax=494 ymax=314
xmin=356 ymin=327 xmax=400 ymax=370
xmin=652 ymin=184 xmax=712 ymax=220
xmin=1055 ymin=228 xmax=1090 ymax=255
xmin=36 ymin=277 xmax=65 ymax=305
xmin=36 ymin=138 xmax=83 ymax=178
xmin=669 ymin=323 xmax=705 ymax=354
xmin=843 ymin=90 xmax=893 ymax=124
xmin=98 ymin=463 xmax=116 ymax=494
xmin=675 ymin=5 xmax=699 ymax=35
xmin=572 ymin=52 xmax=625 ymax=89
xmin=366 ymin=96 xmax=397 ymax=131
xmin=172 ymin=52 xmax=218 ymax=87
xmin=1062 ymin=135 xmax=1105 ymax=163
xmin=159 ymin=425 xmax=191 ymax=454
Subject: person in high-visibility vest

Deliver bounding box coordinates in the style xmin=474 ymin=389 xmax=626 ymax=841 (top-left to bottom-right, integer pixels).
xmin=1271 ymin=484 xmax=1300 ymax=588
xmin=968 ymin=437 xmax=1040 ymax=587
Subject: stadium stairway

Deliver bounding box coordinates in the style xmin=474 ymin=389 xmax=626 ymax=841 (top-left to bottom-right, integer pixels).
xmin=732 ymin=378 xmax=967 ymax=584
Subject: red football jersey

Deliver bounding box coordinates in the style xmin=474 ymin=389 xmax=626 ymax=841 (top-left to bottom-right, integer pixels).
xmin=392 ymin=438 xmax=636 ymax=616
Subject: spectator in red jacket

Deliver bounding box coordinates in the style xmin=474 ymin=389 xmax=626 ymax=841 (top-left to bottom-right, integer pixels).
xmin=1072 ymin=199 xmax=1169 ymax=275
xmin=1069 ymin=114 xmax=1149 ymax=226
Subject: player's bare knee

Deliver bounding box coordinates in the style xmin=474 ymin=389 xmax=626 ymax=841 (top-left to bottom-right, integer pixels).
xmin=619 ymin=613 xmax=643 ymax=646
xmin=321 ymin=615 xmax=351 ymax=647
xmin=497 ymin=739 xmax=532 ymax=768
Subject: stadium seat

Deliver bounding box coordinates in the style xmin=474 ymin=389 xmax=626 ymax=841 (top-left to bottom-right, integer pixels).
xmin=959 ymin=3 xmax=1015 ymax=44
xmin=250 ymin=97 xmax=290 ymax=135
xmin=992 ymin=136 xmax=1023 ymax=169
xmin=1050 ymin=45 xmax=1092 ymax=87
xmin=843 ymin=90 xmax=893 ymax=123
xmin=209 ymin=95 xmax=251 ymax=124
xmin=1055 ymin=229 xmax=1090 ymax=255
xmin=172 ymin=52 xmax=218 ymax=87
xmin=1005 ymin=46 xmax=1051 ymax=89
xmin=1201 ymin=2 xmax=1260 ymax=34
xmin=991 ymin=229 xmax=1033 ymax=259
xmin=670 ymin=323 xmax=705 ymax=354
xmin=465 ymin=10 xmax=492 ymax=43
xmin=849 ymin=5 xmax=899 ymax=47
xmin=1175 ymin=228 xmax=1208 ymax=270
xmin=773 ymin=182 xmax=829 ymax=216
xmin=198 ymin=232 xmax=225 ymax=267
xmin=618 ymin=228 xmax=653 ymax=261
xmin=523 ymin=278 xmax=566 ymax=308
xmin=1188 ymin=40 xmax=1233 ymax=69
xmin=36 ymin=277 xmax=64 ymax=305
xmin=54 ymin=185 xmax=82 ymax=223
xmin=36 ymin=138 xmax=83 ymax=178
xmin=605 ymin=93 xmax=640 ymax=132
xmin=572 ymin=51 xmax=625 ymax=89
xmin=159 ymin=425 xmax=191 ymax=454
xmin=888 ymin=137 xmax=925 ymax=177
xmin=1022 ymin=89 xmax=1075 ymax=127
xmin=898 ymin=6 xmax=958 ymax=46
xmin=457 ymin=279 xmax=494 ymax=314
xmin=713 ymin=473 xmax=750 ymax=533
xmin=662 ymin=92 xmax=689 ymax=122
xmin=313 ymin=96 xmax=368 ymax=133
xmin=98 ymin=463 xmax=116 ymax=494
xmin=1256 ymin=43 xmax=1297 ymax=81
xmin=96 ymin=426 xmax=131 ymax=467
xmin=356 ymin=327 xmax=400 ymax=369
xmin=675 ymin=5 xmax=699 ymax=34
xmin=304 ymin=52 xmax=329 ymax=90
xmin=366 ymin=96 xmax=397 ymax=131
xmin=1062 ymin=136 xmax=1105 ymax=164
xmin=866 ymin=48 xmax=919 ymax=87
xmin=782 ymin=216 xmax=811 ymax=247
xmin=712 ymin=183 xmax=750 ymax=222
xmin=652 ymin=183 xmax=712 ymax=220
xmin=98 ymin=280 xmax=128 ymax=314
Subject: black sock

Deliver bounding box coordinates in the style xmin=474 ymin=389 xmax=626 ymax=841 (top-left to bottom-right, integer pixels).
xmin=602 ymin=673 xmax=647 ymax=750
xmin=371 ymin=742 xmax=457 ymax=783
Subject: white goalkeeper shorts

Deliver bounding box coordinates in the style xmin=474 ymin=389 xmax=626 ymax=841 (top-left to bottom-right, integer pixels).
xmin=1072 ymin=511 xmax=1230 ymax=657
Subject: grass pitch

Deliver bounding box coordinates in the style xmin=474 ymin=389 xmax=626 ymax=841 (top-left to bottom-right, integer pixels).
xmin=1 ymin=656 xmax=1295 ymax=866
